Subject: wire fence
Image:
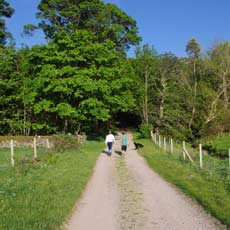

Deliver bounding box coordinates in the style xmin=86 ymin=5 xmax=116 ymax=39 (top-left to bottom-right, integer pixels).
xmin=0 ymin=137 xmax=51 ymax=167
xmin=150 ymin=131 xmax=230 ymax=180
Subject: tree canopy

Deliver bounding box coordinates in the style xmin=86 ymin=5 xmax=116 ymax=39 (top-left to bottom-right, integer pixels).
xmin=0 ymin=1 xmax=229 ymax=140
xmin=32 ymin=0 xmax=141 ymax=53
xmin=0 ymin=0 xmax=14 ymax=45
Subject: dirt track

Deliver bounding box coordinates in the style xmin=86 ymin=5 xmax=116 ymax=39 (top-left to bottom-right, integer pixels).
xmin=66 ymin=132 xmax=226 ymax=230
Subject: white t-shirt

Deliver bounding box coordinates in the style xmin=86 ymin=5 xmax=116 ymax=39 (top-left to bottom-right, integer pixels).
xmin=105 ymin=134 xmax=115 ymax=143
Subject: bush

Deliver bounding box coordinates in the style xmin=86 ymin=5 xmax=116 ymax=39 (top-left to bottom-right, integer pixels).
xmin=203 ymin=144 xmax=228 ymax=158
xmin=139 ymin=124 xmax=153 ymax=138
xmin=52 ymin=134 xmax=80 ymax=153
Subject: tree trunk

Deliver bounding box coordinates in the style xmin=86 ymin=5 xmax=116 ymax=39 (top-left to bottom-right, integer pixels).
xmin=144 ymin=66 xmax=149 ymax=124
xmin=223 ymin=74 xmax=229 ymax=111
xmin=205 ymin=87 xmax=225 ymax=124
xmin=189 ymin=60 xmax=197 ymax=130
xmin=64 ymin=119 xmax=68 ymax=134
xmin=159 ymin=97 xmax=164 ymax=119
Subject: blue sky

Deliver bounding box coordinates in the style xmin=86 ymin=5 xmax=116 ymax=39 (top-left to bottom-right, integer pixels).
xmin=5 ymin=0 xmax=230 ymax=57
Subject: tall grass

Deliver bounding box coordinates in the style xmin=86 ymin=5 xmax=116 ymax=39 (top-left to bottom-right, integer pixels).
xmin=202 ymin=133 xmax=230 ymax=157
xmin=135 ymin=137 xmax=230 ymax=227
xmin=0 ymin=140 xmax=104 ymax=229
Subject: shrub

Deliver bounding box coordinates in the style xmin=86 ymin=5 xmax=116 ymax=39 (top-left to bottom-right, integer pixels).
xmin=52 ymin=134 xmax=80 ymax=153
xmin=139 ymin=123 xmax=153 ymax=138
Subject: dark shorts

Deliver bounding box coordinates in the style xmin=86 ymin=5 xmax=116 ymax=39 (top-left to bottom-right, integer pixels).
xmin=107 ymin=142 xmax=113 ymax=151
xmin=121 ymin=145 xmax=127 ymax=151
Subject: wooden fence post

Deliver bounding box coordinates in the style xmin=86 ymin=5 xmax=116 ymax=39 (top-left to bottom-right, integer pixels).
xmin=10 ymin=140 xmax=14 ymax=167
xmin=199 ymin=144 xmax=203 ymax=169
xmin=46 ymin=138 xmax=50 ymax=149
xmin=182 ymin=141 xmax=186 ymax=159
xmin=183 ymin=142 xmax=194 ymax=162
xmin=159 ymin=135 xmax=161 ymax=147
xmin=150 ymin=131 xmax=153 ymax=141
xmin=170 ymin=139 xmax=173 ymax=154
xmin=34 ymin=138 xmax=37 ymax=159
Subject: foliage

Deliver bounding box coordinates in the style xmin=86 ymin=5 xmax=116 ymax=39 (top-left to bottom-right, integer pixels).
xmin=33 ymin=0 xmax=141 ymax=52
xmin=185 ymin=38 xmax=201 ymax=59
xmin=51 ymin=134 xmax=81 ymax=153
xmin=202 ymin=134 xmax=230 ymax=158
xmin=139 ymin=123 xmax=153 ymax=138
xmin=26 ymin=30 xmax=136 ymax=133
xmin=0 ymin=0 xmax=229 ymax=142
xmin=134 ymin=44 xmax=158 ymax=124
xmin=0 ymin=0 xmax=14 ymax=45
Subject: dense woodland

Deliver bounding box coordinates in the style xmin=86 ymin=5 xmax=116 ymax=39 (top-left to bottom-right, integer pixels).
xmin=0 ymin=0 xmax=229 ymax=142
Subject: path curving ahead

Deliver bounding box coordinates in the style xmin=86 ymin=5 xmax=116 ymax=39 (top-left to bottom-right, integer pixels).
xmin=65 ymin=132 xmax=226 ymax=230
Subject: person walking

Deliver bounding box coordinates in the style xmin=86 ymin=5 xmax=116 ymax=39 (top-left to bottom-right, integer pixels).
xmin=105 ymin=131 xmax=115 ymax=155
xmin=121 ymin=131 xmax=127 ymax=155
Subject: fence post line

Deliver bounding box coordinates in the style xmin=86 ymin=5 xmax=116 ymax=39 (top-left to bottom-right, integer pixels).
xmin=10 ymin=140 xmax=14 ymax=167
xmin=34 ymin=138 xmax=37 ymax=159
xmin=170 ymin=139 xmax=173 ymax=154
xmin=199 ymin=144 xmax=203 ymax=169
xmin=182 ymin=141 xmax=186 ymax=159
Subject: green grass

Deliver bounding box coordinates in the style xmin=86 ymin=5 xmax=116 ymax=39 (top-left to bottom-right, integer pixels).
xmin=0 ymin=147 xmax=47 ymax=165
xmin=134 ymin=136 xmax=230 ymax=227
xmin=202 ymin=133 xmax=230 ymax=157
xmin=0 ymin=140 xmax=104 ymax=229
xmin=210 ymin=137 xmax=230 ymax=151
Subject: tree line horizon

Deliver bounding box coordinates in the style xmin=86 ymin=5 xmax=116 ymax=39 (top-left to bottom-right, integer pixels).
xmin=0 ymin=0 xmax=229 ymax=142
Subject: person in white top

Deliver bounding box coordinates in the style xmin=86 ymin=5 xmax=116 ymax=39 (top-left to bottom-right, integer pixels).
xmin=105 ymin=131 xmax=115 ymax=155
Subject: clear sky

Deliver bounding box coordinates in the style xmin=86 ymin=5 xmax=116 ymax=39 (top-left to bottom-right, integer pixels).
xmin=5 ymin=0 xmax=230 ymax=57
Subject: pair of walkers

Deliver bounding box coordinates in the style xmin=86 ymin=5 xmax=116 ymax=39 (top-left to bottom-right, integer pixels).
xmin=105 ymin=131 xmax=127 ymax=155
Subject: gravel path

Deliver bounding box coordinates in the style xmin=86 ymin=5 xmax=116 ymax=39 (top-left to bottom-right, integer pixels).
xmin=66 ymin=132 xmax=226 ymax=230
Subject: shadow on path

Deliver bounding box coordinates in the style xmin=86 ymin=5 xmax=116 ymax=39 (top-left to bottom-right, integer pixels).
xmin=102 ymin=150 xmax=112 ymax=156
xmin=115 ymin=150 xmax=122 ymax=156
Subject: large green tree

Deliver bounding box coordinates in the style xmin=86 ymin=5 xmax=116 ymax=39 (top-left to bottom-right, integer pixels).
xmin=28 ymin=0 xmax=141 ymax=52
xmin=210 ymin=41 xmax=230 ymax=111
xmin=27 ymin=30 xmax=135 ymax=133
xmin=0 ymin=0 xmax=14 ymax=45
xmin=0 ymin=47 xmax=29 ymax=135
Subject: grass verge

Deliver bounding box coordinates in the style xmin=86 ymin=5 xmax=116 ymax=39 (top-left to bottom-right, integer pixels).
xmin=134 ymin=137 xmax=230 ymax=227
xmin=0 ymin=140 xmax=104 ymax=229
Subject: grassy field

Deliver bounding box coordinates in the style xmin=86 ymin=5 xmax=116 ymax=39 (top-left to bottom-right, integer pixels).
xmin=134 ymin=136 xmax=230 ymax=227
xmin=202 ymin=133 xmax=230 ymax=157
xmin=0 ymin=140 xmax=104 ymax=229
xmin=0 ymin=147 xmax=47 ymax=166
